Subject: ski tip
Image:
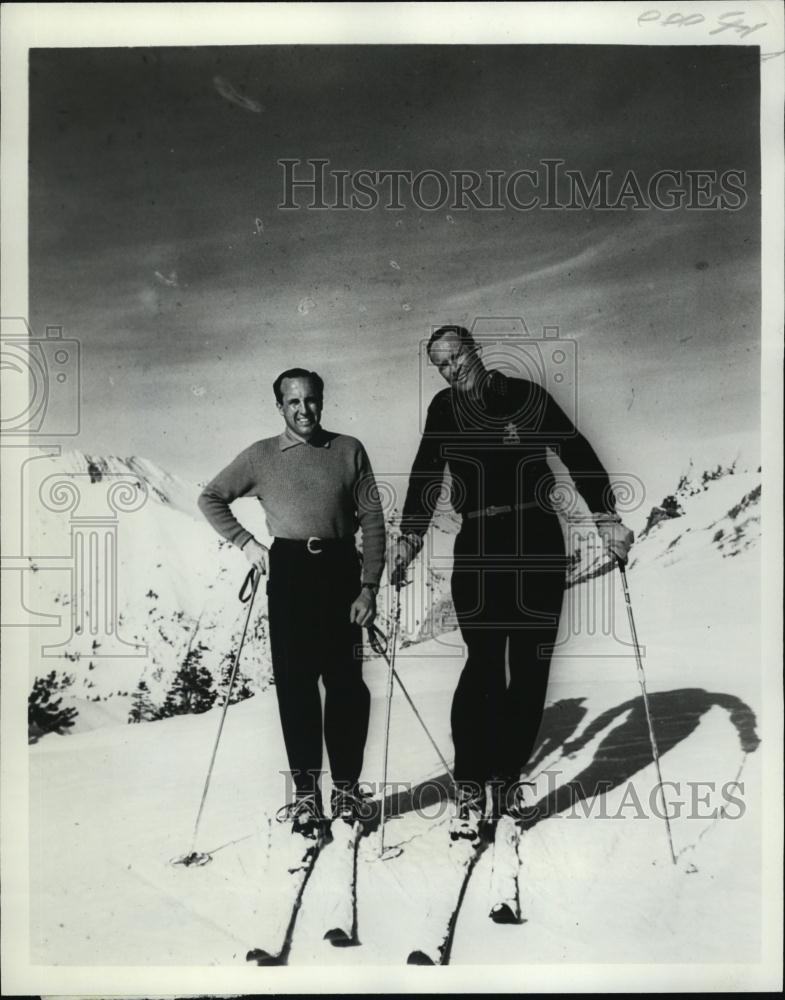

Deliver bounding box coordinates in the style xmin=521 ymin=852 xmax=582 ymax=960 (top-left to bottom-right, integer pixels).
xmin=324 ymin=927 xmax=357 ymax=947
xmin=407 ymin=949 xmax=437 ymax=965
xmin=170 ymin=850 xmax=212 ymax=868
xmin=378 ymin=844 xmax=404 ymax=861
xmin=489 ymin=902 xmax=522 ymax=925
xmin=246 ymin=947 xmax=284 ymax=966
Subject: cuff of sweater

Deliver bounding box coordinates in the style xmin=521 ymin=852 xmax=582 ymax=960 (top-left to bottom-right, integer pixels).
xmin=360 ymin=566 xmax=383 ymax=588
xmin=234 ymin=529 xmax=254 ymax=551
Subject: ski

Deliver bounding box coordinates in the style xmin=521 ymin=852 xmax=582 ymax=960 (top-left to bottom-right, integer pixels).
xmin=488 ymin=814 xmax=523 ymax=924
xmin=245 ymin=826 xmax=325 ymax=966
xmin=321 ymin=819 xmax=363 ymax=946
xmin=406 ymin=827 xmax=489 ymax=965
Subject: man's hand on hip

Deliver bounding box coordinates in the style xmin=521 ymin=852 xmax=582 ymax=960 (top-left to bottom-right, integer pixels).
xmin=242 ymin=538 xmax=270 ymax=575
xmin=350 ymin=587 xmax=377 ymax=627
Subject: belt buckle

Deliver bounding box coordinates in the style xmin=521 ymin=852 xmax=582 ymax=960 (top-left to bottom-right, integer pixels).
xmin=486 ymin=505 xmax=503 ymax=518
xmin=306 ymin=536 xmax=323 ymax=555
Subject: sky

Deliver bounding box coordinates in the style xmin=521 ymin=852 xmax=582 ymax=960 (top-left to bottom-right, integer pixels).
xmin=28 ymin=44 xmax=761 ymax=516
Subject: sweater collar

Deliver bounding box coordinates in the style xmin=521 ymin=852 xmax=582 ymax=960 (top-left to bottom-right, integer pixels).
xmin=278 ymin=425 xmax=331 ymax=451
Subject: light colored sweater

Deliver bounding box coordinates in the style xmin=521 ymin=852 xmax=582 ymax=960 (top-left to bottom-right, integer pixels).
xmin=197 ymin=427 xmax=386 ymax=586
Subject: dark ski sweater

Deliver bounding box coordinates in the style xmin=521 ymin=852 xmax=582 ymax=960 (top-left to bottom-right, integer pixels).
xmin=400 ymin=371 xmax=618 ymax=540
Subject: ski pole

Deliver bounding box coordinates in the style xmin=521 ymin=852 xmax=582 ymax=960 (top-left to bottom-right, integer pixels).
xmin=378 ymin=583 xmax=402 ymax=858
xmin=367 ymin=624 xmax=454 ymax=785
xmin=173 ymin=567 xmax=260 ymax=867
xmin=617 ymin=560 xmax=677 ymax=865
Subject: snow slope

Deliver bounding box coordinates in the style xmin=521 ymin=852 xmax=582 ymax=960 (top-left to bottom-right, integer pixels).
xmin=23 ymin=451 xmax=273 ymax=724
xmin=28 ymin=457 xmax=770 ymax=974
xmin=25 ymin=452 xmax=759 ymax=731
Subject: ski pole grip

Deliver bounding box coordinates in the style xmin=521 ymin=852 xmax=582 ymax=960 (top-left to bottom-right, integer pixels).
xmin=239 ymin=567 xmax=258 ymax=603
xmin=367 ymin=623 xmax=386 ymax=657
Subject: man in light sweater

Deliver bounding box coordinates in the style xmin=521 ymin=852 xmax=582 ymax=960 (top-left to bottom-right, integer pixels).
xmin=198 ymin=368 xmax=385 ymax=836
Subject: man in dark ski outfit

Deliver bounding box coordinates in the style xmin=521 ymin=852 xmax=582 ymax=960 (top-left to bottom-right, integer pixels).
xmin=198 ymin=369 xmax=385 ymax=835
xmin=391 ymin=326 xmax=633 ymax=833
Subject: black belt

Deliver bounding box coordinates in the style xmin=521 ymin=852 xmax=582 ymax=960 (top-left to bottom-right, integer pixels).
xmin=272 ymin=536 xmax=356 ymax=555
xmin=464 ymin=500 xmax=540 ymax=520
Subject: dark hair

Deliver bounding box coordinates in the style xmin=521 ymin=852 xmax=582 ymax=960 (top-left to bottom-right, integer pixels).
xmin=273 ymin=368 xmax=324 ymax=404
xmin=426 ymin=325 xmax=477 ymax=355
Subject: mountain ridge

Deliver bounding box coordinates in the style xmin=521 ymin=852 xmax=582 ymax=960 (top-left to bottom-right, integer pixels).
xmin=26 ymin=451 xmax=760 ymax=737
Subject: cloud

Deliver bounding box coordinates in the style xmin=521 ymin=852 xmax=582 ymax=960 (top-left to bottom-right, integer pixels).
xmin=213 ymin=76 xmax=264 ymax=114
xmin=440 ymin=214 xmax=700 ymax=317
xmin=154 ymin=270 xmax=178 ymax=288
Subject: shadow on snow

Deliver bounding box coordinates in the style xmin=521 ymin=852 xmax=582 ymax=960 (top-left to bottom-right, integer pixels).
xmin=377 ymin=687 xmax=760 ymax=830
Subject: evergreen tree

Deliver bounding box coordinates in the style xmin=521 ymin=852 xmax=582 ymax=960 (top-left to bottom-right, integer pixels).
xmin=28 ymin=671 xmax=78 ymax=743
xmin=161 ymin=642 xmax=216 ymax=717
xmin=217 ymin=651 xmax=255 ymax=705
xmin=128 ymin=679 xmax=159 ymax=723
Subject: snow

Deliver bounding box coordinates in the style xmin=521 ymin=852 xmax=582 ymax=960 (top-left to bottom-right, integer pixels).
xmin=19 ymin=456 xmax=781 ymax=987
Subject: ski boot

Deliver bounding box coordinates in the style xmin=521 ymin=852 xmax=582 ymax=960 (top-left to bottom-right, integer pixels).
xmin=275 ymin=790 xmax=328 ymax=840
xmin=330 ymin=783 xmax=373 ymax=829
xmin=449 ymin=782 xmax=486 ymax=842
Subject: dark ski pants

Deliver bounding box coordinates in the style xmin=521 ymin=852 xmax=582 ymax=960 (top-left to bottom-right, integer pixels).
xmin=267 ymin=538 xmax=370 ymax=796
xmin=449 ymin=513 xmax=567 ymax=788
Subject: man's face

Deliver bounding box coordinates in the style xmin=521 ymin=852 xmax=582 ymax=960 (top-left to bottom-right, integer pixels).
xmin=428 ymin=332 xmax=475 ymax=389
xmin=277 ymin=376 xmax=323 ymax=441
